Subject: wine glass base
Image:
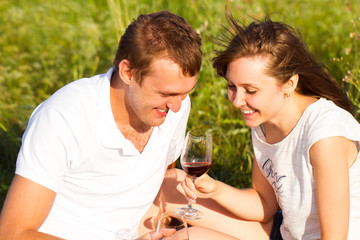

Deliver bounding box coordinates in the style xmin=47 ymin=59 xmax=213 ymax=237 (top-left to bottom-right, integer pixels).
xmin=175 ymin=207 xmax=203 ymax=220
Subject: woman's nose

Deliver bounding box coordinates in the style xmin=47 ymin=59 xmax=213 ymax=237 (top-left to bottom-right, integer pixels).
xmin=229 ymin=90 xmax=245 ymax=108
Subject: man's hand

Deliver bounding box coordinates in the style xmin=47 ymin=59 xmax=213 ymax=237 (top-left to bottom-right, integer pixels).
xmin=145 ymin=228 xmax=176 ymax=240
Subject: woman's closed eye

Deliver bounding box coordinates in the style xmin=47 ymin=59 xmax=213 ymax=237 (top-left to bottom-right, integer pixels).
xmin=227 ymin=83 xmax=236 ymax=89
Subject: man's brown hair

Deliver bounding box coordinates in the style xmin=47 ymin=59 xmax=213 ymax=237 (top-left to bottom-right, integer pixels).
xmin=113 ymin=11 xmax=202 ymax=85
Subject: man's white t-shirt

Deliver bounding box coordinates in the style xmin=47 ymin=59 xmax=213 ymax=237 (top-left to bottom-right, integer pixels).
xmin=253 ymin=98 xmax=360 ymax=239
xmin=15 ymin=67 xmax=191 ymax=240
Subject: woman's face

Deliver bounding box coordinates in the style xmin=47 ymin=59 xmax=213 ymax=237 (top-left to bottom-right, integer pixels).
xmin=226 ymin=57 xmax=289 ymax=128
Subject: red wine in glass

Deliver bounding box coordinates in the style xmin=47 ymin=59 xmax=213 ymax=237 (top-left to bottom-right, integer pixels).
xmin=176 ymin=130 xmax=212 ymax=220
xmin=156 ymin=212 xmax=189 ymax=240
xmin=182 ymin=162 xmax=211 ymax=178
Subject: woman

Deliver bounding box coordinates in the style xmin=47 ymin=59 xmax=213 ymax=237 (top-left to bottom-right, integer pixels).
xmin=180 ymin=13 xmax=360 ymax=239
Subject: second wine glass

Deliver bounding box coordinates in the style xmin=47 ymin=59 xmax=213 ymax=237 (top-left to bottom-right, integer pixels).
xmin=176 ymin=130 xmax=213 ymax=220
xmin=156 ymin=212 xmax=189 ymax=240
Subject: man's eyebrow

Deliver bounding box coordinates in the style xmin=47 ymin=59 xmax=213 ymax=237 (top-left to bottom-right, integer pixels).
xmin=224 ymin=76 xmax=233 ymax=82
xmin=187 ymin=84 xmax=197 ymax=94
xmin=224 ymin=76 xmax=233 ymax=84
xmin=159 ymin=85 xmax=197 ymax=96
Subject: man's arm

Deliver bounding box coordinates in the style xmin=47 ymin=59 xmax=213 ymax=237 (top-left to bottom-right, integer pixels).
xmin=0 ymin=174 xmax=63 ymax=240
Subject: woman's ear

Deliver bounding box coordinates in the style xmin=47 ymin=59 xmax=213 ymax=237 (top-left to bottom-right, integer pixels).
xmin=283 ymin=74 xmax=299 ymax=96
xmin=118 ymin=59 xmax=133 ymax=85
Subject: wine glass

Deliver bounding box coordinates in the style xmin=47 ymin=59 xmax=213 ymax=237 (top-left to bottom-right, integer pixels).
xmin=176 ymin=130 xmax=213 ymax=220
xmin=156 ymin=212 xmax=189 ymax=240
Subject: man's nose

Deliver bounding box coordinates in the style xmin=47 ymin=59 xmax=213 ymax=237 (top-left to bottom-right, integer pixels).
xmin=167 ymin=94 xmax=186 ymax=113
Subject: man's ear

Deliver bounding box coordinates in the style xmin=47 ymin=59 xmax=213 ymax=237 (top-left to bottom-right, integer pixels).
xmin=118 ymin=59 xmax=133 ymax=85
xmin=283 ymin=74 xmax=299 ymax=95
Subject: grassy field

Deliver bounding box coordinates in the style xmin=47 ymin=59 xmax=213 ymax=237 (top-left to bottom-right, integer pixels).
xmin=1 ymin=0 xmax=359 ymax=209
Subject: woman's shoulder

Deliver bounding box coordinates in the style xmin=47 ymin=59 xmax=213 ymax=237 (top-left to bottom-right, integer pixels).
xmin=304 ymin=98 xmax=353 ymax=122
xmin=302 ymin=98 xmax=360 ymax=144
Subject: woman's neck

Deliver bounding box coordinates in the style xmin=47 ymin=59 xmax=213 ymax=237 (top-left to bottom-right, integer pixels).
xmin=263 ymin=94 xmax=318 ymax=144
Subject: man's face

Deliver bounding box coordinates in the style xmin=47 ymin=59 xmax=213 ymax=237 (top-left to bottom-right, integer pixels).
xmin=125 ymin=58 xmax=197 ymax=128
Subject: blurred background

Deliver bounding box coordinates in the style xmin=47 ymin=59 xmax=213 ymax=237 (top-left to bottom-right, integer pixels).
xmin=1 ymin=0 xmax=360 ymax=209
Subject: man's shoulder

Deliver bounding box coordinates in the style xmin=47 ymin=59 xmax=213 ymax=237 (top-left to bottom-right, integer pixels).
xmin=31 ymin=70 xmax=111 ymax=123
xmin=58 ymin=71 xmax=109 ymax=99
xmin=45 ymin=71 xmax=109 ymax=106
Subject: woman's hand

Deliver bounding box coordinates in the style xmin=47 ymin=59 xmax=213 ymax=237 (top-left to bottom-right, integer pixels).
xmin=176 ymin=173 xmax=219 ymax=203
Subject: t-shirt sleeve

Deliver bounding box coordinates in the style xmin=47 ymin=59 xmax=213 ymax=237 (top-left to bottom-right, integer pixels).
xmin=307 ymin=109 xmax=360 ymax=148
xmin=16 ymin=107 xmax=74 ymax=192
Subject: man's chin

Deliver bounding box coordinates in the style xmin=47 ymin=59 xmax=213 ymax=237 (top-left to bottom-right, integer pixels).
xmin=151 ymin=117 xmax=166 ymax=127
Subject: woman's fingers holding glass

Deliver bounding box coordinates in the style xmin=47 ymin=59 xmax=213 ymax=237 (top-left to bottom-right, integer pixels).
xmin=192 ymin=174 xmax=218 ymax=197
xmin=176 ymin=177 xmax=197 ymax=202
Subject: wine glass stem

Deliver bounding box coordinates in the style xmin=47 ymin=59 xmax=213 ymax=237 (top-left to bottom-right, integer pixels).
xmin=187 ymin=201 xmax=193 ymax=210
xmin=186 ymin=177 xmax=196 ymax=212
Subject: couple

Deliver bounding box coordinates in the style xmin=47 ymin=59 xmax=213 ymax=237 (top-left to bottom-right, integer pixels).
xmin=0 ymin=10 xmax=360 ymax=240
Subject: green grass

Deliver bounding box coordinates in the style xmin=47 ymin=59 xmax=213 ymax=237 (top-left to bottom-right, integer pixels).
xmin=1 ymin=0 xmax=360 ymax=209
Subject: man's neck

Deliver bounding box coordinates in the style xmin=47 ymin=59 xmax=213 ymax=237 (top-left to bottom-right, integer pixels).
xmin=110 ymin=71 xmax=153 ymax=153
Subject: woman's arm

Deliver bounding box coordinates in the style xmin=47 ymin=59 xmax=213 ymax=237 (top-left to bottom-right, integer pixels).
xmin=180 ymin=158 xmax=278 ymax=222
xmin=142 ymin=168 xmax=273 ymax=239
xmin=310 ymin=136 xmax=357 ymax=240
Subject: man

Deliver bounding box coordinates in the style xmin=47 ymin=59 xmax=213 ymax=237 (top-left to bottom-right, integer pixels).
xmin=0 ymin=11 xmax=202 ymax=240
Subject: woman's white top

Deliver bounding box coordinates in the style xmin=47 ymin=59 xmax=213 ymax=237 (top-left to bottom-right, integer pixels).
xmin=252 ymin=98 xmax=360 ymax=239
